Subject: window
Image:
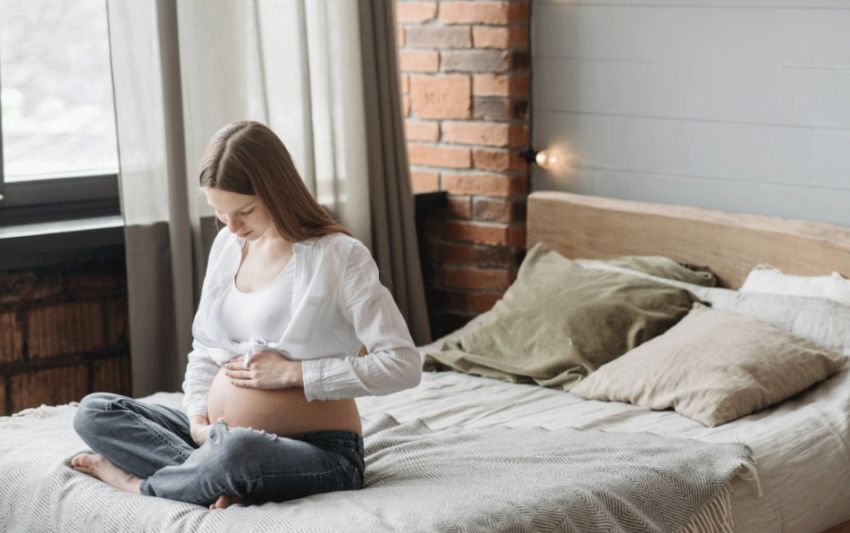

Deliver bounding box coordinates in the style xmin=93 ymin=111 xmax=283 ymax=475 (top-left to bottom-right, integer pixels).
xmin=0 ymin=0 xmax=120 ymax=226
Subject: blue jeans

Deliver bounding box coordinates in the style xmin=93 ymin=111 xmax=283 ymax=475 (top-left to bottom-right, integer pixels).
xmin=73 ymin=393 xmax=365 ymax=507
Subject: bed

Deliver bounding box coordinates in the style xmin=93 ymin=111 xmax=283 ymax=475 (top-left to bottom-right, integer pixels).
xmin=2 ymin=191 xmax=850 ymax=533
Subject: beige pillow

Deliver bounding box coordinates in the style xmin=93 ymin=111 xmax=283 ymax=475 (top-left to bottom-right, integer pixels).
xmin=571 ymin=303 xmax=847 ymax=427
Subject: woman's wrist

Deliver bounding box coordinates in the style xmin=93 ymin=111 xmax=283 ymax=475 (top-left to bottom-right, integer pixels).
xmin=273 ymin=357 xmax=303 ymax=388
xmin=290 ymin=361 xmax=304 ymax=387
xmin=190 ymin=414 xmax=210 ymax=429
xmin=189 ymin=415 xmax=213 ymax=446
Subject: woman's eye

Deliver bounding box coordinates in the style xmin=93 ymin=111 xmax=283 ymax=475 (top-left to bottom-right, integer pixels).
xmin=240 ymin=209 xmax=254 ymax=215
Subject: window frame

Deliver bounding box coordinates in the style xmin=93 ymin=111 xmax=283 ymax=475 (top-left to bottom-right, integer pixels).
xmin=0 ymin=28 xmax=121 ymax=228
xmin=0 ymin=174 xmax=121 ymax=226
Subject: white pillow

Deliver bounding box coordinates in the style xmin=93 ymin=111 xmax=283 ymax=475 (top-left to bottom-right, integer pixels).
xmin=577 ymin=261 xmax=850 ymax=357
xmin=740 ymin=265 xmax=850 ymax=307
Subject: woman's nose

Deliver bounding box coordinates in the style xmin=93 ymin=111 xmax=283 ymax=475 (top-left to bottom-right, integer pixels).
xmin=226 ymin=217 xmax=241 ymax=233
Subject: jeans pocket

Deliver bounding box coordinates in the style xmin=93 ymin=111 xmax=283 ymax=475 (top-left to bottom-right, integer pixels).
xmin=336 ymin=453 xmax=363 ymax=491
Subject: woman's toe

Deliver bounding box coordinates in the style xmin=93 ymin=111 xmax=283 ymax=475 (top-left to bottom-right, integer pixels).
xmin=210 ymin=494 xmax=245 ymax=510
xmin=71 ymin=454 xmax=92 ymax=468
xmin=210 ymin=495 xmax=228 ymax=510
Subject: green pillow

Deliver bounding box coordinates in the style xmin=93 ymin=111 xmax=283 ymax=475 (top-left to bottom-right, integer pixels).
xmin=592 ymin=256 xmax=718 ymax=287
xmin=424 ymin=244 xmax=701 ymax=390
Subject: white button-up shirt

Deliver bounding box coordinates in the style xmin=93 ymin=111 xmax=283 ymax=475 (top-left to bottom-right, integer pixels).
xmin=182 ymin=228 xmax=421 ymax=418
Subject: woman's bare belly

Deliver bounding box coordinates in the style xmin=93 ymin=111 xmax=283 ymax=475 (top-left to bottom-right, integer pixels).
xmin=206 ymin=367 xmax=362 ymax=437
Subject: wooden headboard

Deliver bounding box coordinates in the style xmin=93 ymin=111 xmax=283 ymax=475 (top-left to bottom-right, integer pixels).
xmin=526 ymin=191 xmax=850 ymax=289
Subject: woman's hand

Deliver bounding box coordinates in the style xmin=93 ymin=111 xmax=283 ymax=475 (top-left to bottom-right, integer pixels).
xmin=224 ymin=350 xmax=303 ymax=390
xmin=190 ymin=415 xmax=214 ymax=446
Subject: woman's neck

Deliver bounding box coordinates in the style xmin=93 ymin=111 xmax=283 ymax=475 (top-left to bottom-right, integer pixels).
xmin=244 ymin=228 xmax=293 ymax=257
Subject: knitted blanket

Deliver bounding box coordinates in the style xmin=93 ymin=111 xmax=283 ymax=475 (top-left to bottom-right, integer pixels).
xmin=0 ymin=404 xmax=756 ymax=532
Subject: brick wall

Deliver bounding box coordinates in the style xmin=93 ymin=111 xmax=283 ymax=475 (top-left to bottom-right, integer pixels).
xmin=397 ymin=1 xmax=530 ymax=338
xmin=0 ymin=252 xmax=130 ymax=415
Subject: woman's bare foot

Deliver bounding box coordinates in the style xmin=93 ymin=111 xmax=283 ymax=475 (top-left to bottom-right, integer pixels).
xmin=210 ymin=494 xmax=246 ymax=510
xmin=71 ymin=453 xmax=144 ymax=494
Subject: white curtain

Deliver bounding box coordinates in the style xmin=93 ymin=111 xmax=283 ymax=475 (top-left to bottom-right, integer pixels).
xmin=107 ymin=0 xmax=429 ymax=396
xmin=107 ymin=0 xmax=193 ymax=397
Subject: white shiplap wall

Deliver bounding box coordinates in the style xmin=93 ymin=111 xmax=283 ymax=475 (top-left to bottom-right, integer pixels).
xmin=531 ymin=0 xmax=850 ymax=226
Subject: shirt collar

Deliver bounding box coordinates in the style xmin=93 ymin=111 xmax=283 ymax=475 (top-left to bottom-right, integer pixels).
xmin=293 ymin=238 xmax=317 ymax=251
xmin=233 ymin=234 xmax=316 ymax=250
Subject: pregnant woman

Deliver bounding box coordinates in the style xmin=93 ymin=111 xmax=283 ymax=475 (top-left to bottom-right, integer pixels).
xmin=71 ymin=121 xmax=421 ymax=509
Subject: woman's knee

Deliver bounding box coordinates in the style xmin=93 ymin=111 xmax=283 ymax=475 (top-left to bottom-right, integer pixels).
xmin=209 ymin=426 xmax=270 ymax=471
xmin=73 ymin=392 xmax=124 ymax=436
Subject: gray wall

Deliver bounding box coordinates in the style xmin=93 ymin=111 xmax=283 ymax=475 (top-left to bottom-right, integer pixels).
xmin=531 ymin=0 xmax=850 ymax=227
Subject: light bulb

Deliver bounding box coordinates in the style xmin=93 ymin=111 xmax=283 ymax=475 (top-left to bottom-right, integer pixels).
xmin=535 ymin=151 xmax=549 ymax=166
xmin=535 ymin=150 xmax=559 ymax=169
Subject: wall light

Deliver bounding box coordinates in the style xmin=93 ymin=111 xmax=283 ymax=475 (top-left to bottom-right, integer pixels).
xmin=524 ymin=149 xmax=559 ymax=169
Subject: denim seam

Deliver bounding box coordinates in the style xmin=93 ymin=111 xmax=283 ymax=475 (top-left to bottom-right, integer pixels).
xmin=347 ymin=464 xmax=360 ymax=490
xmin=122 ymin=408 xmax=192 ymax=461
xmin=263 ymin=465 xmax=343 ymax=480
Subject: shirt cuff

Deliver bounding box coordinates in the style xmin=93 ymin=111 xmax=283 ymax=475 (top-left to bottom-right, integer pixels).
xmin=301 ymin=359 xmax=325 ymax=402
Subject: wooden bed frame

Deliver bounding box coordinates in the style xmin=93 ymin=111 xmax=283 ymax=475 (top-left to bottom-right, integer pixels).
xmin=526 ymin=191 xmax=850 ymax=289
xmin=525 ymin=191 xmax=850 ymax=533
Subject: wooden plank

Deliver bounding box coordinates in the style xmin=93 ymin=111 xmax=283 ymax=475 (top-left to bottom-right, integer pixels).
xmin=526 ymin=191 xmax=850 ymax=288
xmin=533 ymin=5 xmax=850 ymax=66
xmin=529 ymin=166 xmax=850 ymax=229
xmin=588 ymin=169 xmax=850 ymax=228
xmin=532 ymin=58 xmax=850 ymax=130
xmin=533 ymin=168 xmax=850 ymax=227
xmin=537 ymin=0 xmax=850 ymax=7
xmin=532 ymin=112 xmax=850 ymax=189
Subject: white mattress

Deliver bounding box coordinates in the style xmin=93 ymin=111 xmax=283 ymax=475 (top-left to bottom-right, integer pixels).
xmin=346 ymin=316 xmax=850 ymax=533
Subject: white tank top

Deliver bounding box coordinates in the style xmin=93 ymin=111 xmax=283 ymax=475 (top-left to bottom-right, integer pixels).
xmin=212 ymin=260 xmax=295 ymax=343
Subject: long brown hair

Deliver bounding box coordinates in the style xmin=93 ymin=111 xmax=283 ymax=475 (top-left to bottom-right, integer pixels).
xmin=199 ymin=121 xmax=352 ymax=241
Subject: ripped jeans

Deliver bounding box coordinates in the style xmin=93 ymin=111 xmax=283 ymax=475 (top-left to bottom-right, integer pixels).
xmin=73 ymin=393 xmax=365 ymax=507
